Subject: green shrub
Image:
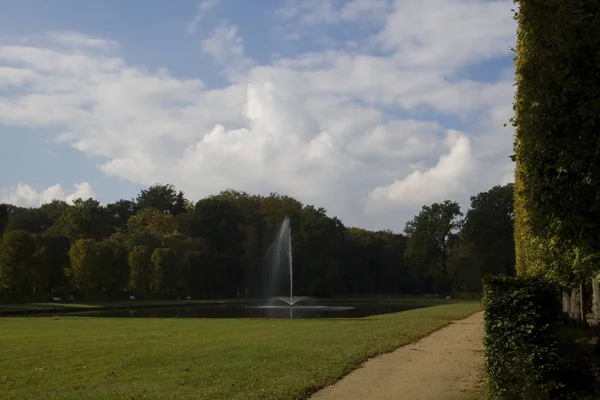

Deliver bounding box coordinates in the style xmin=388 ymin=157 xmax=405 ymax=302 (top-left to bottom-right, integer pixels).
xmin=483 ymin=276 xmax=561 ymax=399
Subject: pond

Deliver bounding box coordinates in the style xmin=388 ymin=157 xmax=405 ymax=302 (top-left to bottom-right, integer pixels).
xmin=47 ymin=301 xmax=432 ymax=319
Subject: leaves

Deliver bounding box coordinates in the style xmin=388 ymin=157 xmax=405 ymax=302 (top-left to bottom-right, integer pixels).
xmin=404 ymin=200 xmax=462 ymax=291
xmin=483 ymin=276 xmax=561 ymax=399
xmin=513 ymin=0 xmax=600 ymax=285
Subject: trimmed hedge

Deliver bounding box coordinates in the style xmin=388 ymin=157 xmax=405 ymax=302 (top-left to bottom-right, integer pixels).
xmin=484 ymin=276 xmax=561 ymax=399
xmin=512 ymin=0 xmax=600 ymax=283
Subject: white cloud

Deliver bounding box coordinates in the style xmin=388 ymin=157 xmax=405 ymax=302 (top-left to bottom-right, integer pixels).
xmin=202 ymin=22 xmax=254 ymax=81
xmin=375 ymin=0 xmax=515 ymax=70
xmin=369 ymin=131 xmax=476 ymax=208
xmin=1 ymin=182 xmax=96 ymax=207
xmin=0 ymin=1 xmax=517 ymax=231
xmin=44 ymin=31 xmax=117 ymax=51
xmin=187 ymin=0 xmax=219 ymax=34
xmin=276 ymin=0 xmax=390 ymax=25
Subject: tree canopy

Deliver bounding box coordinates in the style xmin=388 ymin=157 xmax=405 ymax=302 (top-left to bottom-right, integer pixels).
xmin=0 ymin=183 xmax=515 ymax=299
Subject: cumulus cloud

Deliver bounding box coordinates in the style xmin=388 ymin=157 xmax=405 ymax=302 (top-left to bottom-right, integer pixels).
xmin=0 ymin=0 xmax=517 ymax=230
xmin=369 ymin=131 xmax=476 ymax=208
xmin=1 ymin=182 xmax=96 ymax=207
xmin=44 ymin=31 xmax=118 ymax=51
xmin=202 ymin=22 xmax=254 ymax=81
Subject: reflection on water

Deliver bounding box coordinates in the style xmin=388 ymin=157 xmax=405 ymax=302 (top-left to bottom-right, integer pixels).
xmin=49 ymin=302 xmax=428 ymax=319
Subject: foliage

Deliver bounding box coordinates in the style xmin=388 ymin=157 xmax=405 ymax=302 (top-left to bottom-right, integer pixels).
xmin=39 ymin=200 xmax=70 ymax=224
xmin=4 ymin=206 xmax=53 ymax=234
xmin=449 ymin=184 xmax=516 ymax=292
xmin=0 ymin=181 xmax=515 ymax=299
xmin=33 ymin=234 xmax=70 ymax=290
xmin=405 ymin=200 xmax=462 ymax=291
xmin=136 ymin=183 xmax=187 ymax=216
xmin=128 ymin=245 xmax=152 ymax=291
xmin=68 ymin=239 xmax=102 ymax=291
xmin=0 ymin=230 xmax=37 ymax=291
xmin=49 ymin=199 xmax=112 ymax=241
xmin=151 ymin=248 xmax=179 ymax=291
xmin=187 ymin=197 xmax=245 ymax=257
xmin=98 ymin=239 xmax=129 ymax=291
xmin=483 ymin=276 xmax=561 ymax=399
xmin=0 ymin=203 xmax=8 ymax=237
xmin=126 ymin=208 xmax=179 ymax=242
xmin=105 ymin=199 xmax=137 ymax=230
xmin=512 ymin=0 xmax=600 ymax=285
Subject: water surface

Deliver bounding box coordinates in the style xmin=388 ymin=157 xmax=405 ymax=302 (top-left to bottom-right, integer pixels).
xmin=48 ymin=301 xmax=431 ymax=319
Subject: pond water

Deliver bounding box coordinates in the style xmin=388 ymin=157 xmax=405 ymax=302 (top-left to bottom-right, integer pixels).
xmin=49 ymin=301 xmax=431 ymax=319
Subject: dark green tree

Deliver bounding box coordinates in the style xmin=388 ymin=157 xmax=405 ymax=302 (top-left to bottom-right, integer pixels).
xmin=68 ymin=239 xmax=101 ymax=291
xmin=187 ymin=197 xmax=245 ymax=257
xmin=33 ymin=234 xmax=70 ymax=291
xmin=0 ymin=230 xmax=38 ymax=292
xmin=128 ymin=245 xmax=152 ymax=291
xmin=5 ymin=206 xmax=53 ymax=234
xmin=461 ymin=184 xmax=515 ymax=276
xmin=0 ymin=204 xmax=9 ymax=237
xmin=151 ymin=248 xmax=179 ymax=291
xmin=136 ymin=184 xmax=187 ymax=216
xmin=39 ymin=200 xmax=70 ymax=224
xmin=49 ymin=199 xmax=111 ymax=241
xmin=106 ymin=199 xmax=137 ymax=231
xmin=98 ymin=239 xmax=129 ymax=291
xmin=404 ymin=200 xmax=462 ymax=291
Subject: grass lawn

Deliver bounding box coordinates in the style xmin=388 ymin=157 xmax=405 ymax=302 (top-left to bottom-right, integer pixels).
xmin=0 ymin=301 xmax=481 ymax=400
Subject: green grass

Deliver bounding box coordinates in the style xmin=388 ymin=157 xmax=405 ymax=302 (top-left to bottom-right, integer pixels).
xmin=0 ymin=301 xmax=481 ymax=400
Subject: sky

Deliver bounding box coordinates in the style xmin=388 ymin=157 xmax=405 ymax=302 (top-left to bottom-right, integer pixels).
xmin=0 ymin=0 xmax=517 ymax=232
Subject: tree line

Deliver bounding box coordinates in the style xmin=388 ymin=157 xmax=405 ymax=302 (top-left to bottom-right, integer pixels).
xmin=0 ymin=183 xmax=515 ymax=301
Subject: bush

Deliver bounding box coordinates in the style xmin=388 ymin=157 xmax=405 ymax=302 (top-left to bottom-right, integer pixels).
xmin=483 ymin=276 xmax=561 ymax=399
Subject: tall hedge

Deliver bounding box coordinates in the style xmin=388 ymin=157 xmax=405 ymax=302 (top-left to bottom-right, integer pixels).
xmin=483 ymin=276 xmax=561 ymax=398
xmin=512 ymin=0 xmax=600 ymax=283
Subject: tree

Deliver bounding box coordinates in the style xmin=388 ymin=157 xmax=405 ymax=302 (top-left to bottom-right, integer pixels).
xmin=293 ymin=206 xmax=346 ymax=296
xmin=129 ymin=245 xmax=153 ymax=291
xmin=0 ymin=230 xmax=37 ymax=292
xmin=0 ymin=204 xmax=8 ymax=237
xmin=136 ymin=184 xmax=187 ymax=216
xmin=106 ymin=199 xmax=137 ymax=231
xmin=187 ymin=197 xmax=245 ymax=257
xmin=151 ymin=248 xmax=179 ymax=291
xmin=5 ymin=207 xmax=53 ymax=234
xmin=122 ymin=207 xmax=179 ymax=250
xmin=68 ymin=239 xmax=101 ymax=291
xmin=98 ymin=239 xmax=129 ymax=291
xmin=39 ymin=200 xmax=70 ymax=224
xmin=126 ymin=208 xmax=179 ymax=238
xmin=49 ymin=199 xmax=111 ymax=241
xmin=512 ymin=0 xmax=600 ymax=322
xmin=454 ymin=184 xmax=515 ymax=281
xmin=404 ymin=201 xmax=462 ymax=291
xmin=33 ymin=234 xmax=70 ymax=291
xmin=182 ymin=251 xmax=206 ymax=293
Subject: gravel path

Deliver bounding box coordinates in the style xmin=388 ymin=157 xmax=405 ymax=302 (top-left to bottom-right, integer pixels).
xmin=310 ymin=312 xmax=484 ymax=400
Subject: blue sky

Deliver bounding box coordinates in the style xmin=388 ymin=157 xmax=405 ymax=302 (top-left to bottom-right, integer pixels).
xmin=0 ymin=0 xmax=517 ymax=231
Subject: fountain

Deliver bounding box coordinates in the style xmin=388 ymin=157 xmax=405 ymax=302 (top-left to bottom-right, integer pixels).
xmin=244 ymin=216 xmax=355 ymax=317
xmin=270 ymin=216 xmax=303 ymax=306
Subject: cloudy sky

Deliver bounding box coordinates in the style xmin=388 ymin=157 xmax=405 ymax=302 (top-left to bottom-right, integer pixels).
xmin=0 ymin=0 xmax=517 ymax=231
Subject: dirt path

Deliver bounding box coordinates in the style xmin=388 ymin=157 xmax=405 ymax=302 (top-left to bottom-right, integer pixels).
xmin=310 ymin=312 xmax=485 ymax=400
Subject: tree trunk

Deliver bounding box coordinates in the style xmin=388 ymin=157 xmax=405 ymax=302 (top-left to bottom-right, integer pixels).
xmin=591 ymin=278 xmax=600 ymax=327
xmin=563 ymin=286 xmax=584 ymax=325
